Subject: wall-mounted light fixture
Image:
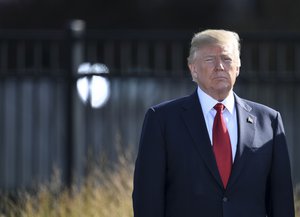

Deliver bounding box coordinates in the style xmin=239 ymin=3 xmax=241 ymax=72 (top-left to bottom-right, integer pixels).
xmin=76 ymin=62 xmax=110 ymax=108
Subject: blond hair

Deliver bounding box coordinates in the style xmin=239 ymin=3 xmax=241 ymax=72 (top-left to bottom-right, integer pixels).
xmin=187 ymin=29 xmax=241 ymax=66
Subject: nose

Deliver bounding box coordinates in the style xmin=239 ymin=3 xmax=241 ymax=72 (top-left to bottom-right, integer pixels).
xmin=215 ymin=58 xmax=225 ymax=70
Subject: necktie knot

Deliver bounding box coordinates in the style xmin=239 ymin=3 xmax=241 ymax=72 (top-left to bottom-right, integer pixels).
xmin=214 ymin=103 xmax=225 ymax=113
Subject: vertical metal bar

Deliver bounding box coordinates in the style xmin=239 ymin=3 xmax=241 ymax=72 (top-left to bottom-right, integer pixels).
xmin=65 ymin=20 xmax=86 ymax=187
xmin=276 ymin=43 xmax=286 ymax=76
xmin=120 ymin=41 xmax=132 ymax=75
xmin=154 ymin=42 xmax=167 ymax=76
xmin=258 ymin=43 xmax=270 ymax=75
xmin=87 ymin=40 xmax=98 ymax=63
xmin=33 ymin=41 xmax=42 ymax=73
xmin=294 ymin=44 xmax=300 ymax=78
xmin=295 ymin=87 xmax=300 ymax=185
xmin=20 ymin=81 xmax=33 ymax=188
xmin=50 ymin=41 xmax=60 ymax=71
xmin=17 ymin=41 xmax=26 ymax=72
xmin=0 ymin=41 xmax=8 ymax=75
xmin=104 ymin=41 xmax=115 ymax=72
xmin=0 ymin=80 xmax=4 ymax=189
xmin=136 ymin=41 xmax=149 ymax=75
xmin=3 ymin=80 xmax=17 ymax=189
xmin=171 ymin=42 xmax=183 ymax=76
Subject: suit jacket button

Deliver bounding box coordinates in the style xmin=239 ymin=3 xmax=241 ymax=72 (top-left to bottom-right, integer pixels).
xmin=222 ymin=197 xmax=228 ymax=202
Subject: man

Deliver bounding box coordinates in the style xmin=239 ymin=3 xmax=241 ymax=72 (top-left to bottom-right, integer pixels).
xmin=132 ymin=29 xmax=295 ymax=217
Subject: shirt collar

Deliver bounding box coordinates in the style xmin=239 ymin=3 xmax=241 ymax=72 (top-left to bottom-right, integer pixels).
xmin=197 ymin=86 xmax=235 ymax=115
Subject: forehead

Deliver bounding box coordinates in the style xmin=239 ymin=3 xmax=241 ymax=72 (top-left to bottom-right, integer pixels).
xmin=198 ymin=43 xmax=234 ymax=56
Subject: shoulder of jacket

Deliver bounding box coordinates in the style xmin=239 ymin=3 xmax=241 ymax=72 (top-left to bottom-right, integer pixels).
xmin=150 ymin=95 xmax=191 ymax=112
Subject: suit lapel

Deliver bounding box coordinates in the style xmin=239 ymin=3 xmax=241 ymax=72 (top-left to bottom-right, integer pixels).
xmin=181 ymin=91 xmax=223 ymax=188
xmin=181 ymin=92 xmax=257 ymax=190
xmin=227 ymin=95 xmax=256 ymax=189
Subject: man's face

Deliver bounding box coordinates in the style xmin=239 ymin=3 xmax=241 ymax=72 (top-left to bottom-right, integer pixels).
xmin=189 ymin=43 xmax=240 ymax=101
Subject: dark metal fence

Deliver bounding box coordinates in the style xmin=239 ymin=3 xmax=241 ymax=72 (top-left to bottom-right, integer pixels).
xmin=0 ymin=25 xmax=299 ymax=191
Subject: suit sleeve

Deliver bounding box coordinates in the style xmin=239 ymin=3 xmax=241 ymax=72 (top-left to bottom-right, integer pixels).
xmin=133 ymin=108 xmax=166 ymax=217
xmin=267 ymin=112 xmax=295 ymax=217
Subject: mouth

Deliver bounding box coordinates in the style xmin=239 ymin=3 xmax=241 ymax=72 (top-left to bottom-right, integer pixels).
xmin=213 ymin=76 xmax=228 ymax=80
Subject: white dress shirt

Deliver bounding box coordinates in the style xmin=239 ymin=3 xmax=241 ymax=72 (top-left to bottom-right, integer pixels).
xmin=197 ymin=87 xmax=238 ymax=161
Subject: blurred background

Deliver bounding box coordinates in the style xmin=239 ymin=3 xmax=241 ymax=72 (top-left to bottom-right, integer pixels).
xmin=0 ymin=0 xmax=300 ymax=215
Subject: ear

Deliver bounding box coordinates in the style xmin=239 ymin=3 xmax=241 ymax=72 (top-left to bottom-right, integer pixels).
xmin=188 ymin=63 xmax=198 ymax=80
xmin=236 ymin=67 xmax=240 ymax=77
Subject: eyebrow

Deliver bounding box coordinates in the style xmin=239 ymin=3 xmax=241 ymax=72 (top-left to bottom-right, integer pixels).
xmin=203 ymin=54 xmax=232 ymax=58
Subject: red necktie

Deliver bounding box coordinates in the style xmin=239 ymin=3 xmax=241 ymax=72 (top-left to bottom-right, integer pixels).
xmin=212 ymin=103 xmax=232 ymax=188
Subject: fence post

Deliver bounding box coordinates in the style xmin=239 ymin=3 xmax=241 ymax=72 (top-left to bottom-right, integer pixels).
xmin=65 ymin=19 xmax=86 ymax=186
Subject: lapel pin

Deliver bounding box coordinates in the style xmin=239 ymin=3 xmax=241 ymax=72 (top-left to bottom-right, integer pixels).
xmin=247 ymin=116 xmax=254 ymax=124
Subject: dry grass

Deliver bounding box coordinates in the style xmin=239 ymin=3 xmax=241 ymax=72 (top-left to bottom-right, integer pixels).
xmin=296 ymin=184 xmax=300 ymax=217
xmin=296 ymin=200 xmax=300 ymax=217
xmin=0 ymin=157 xmax=134 ymax=217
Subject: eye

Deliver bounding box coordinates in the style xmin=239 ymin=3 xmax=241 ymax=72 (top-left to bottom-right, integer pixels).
xmin=204 ymin=57 xmax=214 ymax=62
xmin=223 ymin=56 xmax=232 ymax=62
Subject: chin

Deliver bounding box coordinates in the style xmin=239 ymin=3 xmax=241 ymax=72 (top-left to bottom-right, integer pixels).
xmin=215 ymin=85 xmax=231 ymax=95
xmin=214 ymin=81 xmax=231 ymax=89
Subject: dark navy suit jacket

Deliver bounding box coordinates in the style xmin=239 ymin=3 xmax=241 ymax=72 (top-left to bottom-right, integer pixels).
xmin=133 ymin=90 xmax=295 ymax=217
